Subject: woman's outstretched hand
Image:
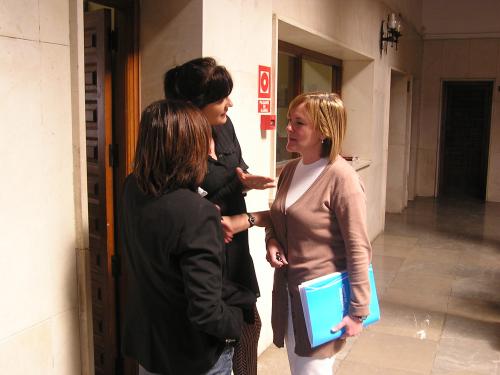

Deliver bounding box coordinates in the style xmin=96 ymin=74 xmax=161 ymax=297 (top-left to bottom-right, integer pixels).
xmin=236 ymin=167 xmax=276 ymax=191
xmin=266 ymin=238 xmax=288 ymax=268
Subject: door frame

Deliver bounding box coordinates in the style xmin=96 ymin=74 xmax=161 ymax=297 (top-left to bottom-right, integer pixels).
xmin=112 ymin=3 xmax=140 ymax=372
xmin=386 ymin=70 xmax=413 ymax=213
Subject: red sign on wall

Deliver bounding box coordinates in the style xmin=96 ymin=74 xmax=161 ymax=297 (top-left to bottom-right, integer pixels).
xmin=258 ymin=65 xmax=273 ymax=131
xmin=260 ymin=114 xmax=276 ymax=130
xmin=258 ymin=65 xmax=271 ymax=98
xmin=258 ymin=99 xmax=271 ymax=113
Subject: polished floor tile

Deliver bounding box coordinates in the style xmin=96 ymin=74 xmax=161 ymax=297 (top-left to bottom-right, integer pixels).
xmin=389 ymin=271 xmax=455 ymax=296
xmin=452 ymin=274 xmax=500 ymax=303
xmin=372 ymin=242 xmax=415 ymax=258
xmin=372 ymin=254 xmax=406 ymax=273
xmin=373 ymin=270 xmax=397 ymax=296
xmin=347 ymin=331 xmax=438 ymax=374
xmin=336 ymin=360 xmax=424 ymax=375
xmin=257 ymin=198 xmax=500 ymax=374
xmin=407 ymin=246 xmax=464 ymax=264
xmin=371 ymin=293 xmax=446 ymax=341
xmin=441 ymin=313 xmax=500 ymax=345
xmin=372 ymin=233 xmax=419 ymax=248
xmin=447 ymin=296 xmax=500 ymax=323
xmin=256 ymin=345 xmax=290 ymax=375
xmin=432 ymin=337 xmax=500 ymax=375
xmin=398 ymin=256 xmax=459 ymax=278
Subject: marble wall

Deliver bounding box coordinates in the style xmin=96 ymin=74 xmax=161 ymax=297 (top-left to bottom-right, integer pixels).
xmin=387 ymin=71 xmax=411 ymax=213
xmin=140 ymin=0 xmax=204 ymax=108
xmin=422 ymin=0 xmax=500 ymax=37
xmin=0 ymin=0 xmax=82 ymax=374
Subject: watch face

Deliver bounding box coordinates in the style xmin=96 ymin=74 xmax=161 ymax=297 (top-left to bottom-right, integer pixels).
xmin=247 ymin=213 xmax=256 ymax=226
xmin=351 ymin=314 xmax=367 ymax=322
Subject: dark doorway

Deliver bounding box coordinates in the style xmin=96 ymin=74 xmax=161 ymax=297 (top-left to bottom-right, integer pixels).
xmin=439 ymin=81 xmax=492 ymax=200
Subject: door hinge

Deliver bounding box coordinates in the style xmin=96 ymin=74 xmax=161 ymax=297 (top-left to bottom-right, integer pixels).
xmin=109 ymin=144 xmax=118 ymax=168
xmin=109 ymin=29 xmax=117 ymax=52
xmin=111 ymin=254 xmax=121 ymax=278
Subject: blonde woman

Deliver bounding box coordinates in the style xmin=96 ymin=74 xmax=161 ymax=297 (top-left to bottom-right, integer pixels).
xmin=266 ymin=92 xmax=372 ymax=374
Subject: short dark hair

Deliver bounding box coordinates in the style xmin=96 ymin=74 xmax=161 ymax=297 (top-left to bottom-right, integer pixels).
xmin=133 ymin=100 xmax=211 ymax=196
xmin=163 ymin=57 xmax=233 ymax=108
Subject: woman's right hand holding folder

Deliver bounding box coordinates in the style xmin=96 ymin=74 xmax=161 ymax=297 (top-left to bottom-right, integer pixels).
xmin=331 ymin=314 xmax=363 ymax=339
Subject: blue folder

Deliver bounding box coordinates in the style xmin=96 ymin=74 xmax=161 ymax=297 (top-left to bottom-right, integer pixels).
xmin=298 ymin=264 xmax=380 ymax=347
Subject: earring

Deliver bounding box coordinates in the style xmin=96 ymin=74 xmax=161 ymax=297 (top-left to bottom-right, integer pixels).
xmin=321 ymin=139 xmax=325 ymax=144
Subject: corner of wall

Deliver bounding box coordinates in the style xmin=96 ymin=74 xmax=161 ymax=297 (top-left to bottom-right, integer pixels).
xmin=69 ymin=1 xmax=93 ymax=373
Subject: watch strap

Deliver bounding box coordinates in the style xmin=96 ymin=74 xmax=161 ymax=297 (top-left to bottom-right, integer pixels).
xmin=350 ymin=314 xmax=367 ymax=322
xmin=246 ymin=212 xmax=256 ymax=228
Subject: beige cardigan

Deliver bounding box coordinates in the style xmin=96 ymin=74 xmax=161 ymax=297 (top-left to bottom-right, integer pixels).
xmin=266 ymin=156 xmax=372 ymax=358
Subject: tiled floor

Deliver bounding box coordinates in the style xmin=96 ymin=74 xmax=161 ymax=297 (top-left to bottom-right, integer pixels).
xmin=257 ymin=197 xmax=500 ymax=374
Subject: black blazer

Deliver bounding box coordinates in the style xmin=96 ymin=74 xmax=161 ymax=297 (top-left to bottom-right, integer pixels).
xmin=202 ymin=117 xmax=260 ymax=304
xmin=120 ymin=175 xmax=255 ymax=375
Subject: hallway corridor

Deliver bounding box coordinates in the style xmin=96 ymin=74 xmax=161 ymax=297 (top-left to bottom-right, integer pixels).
xmin=257 ymin=197 xmax=500 ymax=374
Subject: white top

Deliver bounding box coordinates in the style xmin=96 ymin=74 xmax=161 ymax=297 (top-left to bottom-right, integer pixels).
xmin=285 ymin=158 xmax=329 ymax=210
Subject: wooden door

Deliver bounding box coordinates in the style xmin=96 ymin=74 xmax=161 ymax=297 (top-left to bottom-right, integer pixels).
xmin=84 ymin=9 xmax=118 ymax=375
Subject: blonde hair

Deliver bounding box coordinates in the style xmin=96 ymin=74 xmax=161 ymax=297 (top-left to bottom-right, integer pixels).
xmin=288 ymin=92 xmax=347 ymax=162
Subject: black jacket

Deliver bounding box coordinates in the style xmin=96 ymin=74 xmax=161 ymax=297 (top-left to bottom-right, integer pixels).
xmin=120 ymin=175 xmax=255 ymax=375
xmin=202 ymin=118 xmax=260 ymax=303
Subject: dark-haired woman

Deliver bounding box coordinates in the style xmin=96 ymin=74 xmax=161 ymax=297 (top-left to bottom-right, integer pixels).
xmin=164 ymin=57 xmax=274 ymax=375
xmin=120 ymin=100 xmax=255 ymax=375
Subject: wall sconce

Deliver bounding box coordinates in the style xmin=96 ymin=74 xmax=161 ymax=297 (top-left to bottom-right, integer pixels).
xmin=380 ymin=13 xmax=402 ymax=55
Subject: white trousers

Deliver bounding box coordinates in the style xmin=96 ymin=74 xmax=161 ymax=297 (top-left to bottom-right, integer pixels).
xmin=285 ymin=294 xmax=336 ymax=375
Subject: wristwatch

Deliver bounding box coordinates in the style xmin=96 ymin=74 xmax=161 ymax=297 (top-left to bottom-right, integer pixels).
xmin=246 ymin=212 xmax=256 ymax=228
xmin=350 ymin=314 xmax=367 ymax=323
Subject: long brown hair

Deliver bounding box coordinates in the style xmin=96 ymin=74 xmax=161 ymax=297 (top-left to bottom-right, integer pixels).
xmin=133 ymin=100 xmax=211 ymax=196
